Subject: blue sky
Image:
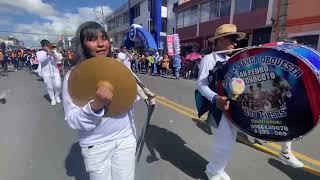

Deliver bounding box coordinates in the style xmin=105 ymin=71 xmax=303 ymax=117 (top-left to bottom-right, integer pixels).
xmin=0 ymin=0 xmax=127 ymax=47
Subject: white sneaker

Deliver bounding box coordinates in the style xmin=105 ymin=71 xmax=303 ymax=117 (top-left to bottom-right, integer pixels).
xmin=55 ymin=96 xmax=61 ymax=104
xmin=205 ymin=171 xmax=230 ymax=180
xmin=51 ymin=99 xmax=57 ymax=106
xmin=279 ymin=152 xmax=304 ymax=168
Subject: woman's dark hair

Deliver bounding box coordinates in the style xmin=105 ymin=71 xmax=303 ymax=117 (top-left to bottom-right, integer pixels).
xmin=74 ymin=21 xmax=111 ymax=63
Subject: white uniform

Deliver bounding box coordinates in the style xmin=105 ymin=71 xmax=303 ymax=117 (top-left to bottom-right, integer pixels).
xmin=197 ymin=52 xmax=237 ymax=178
xmin=197 ymin=52 xmax=302 ymax=179
xmin=36 ymin=50 xmax=62 ymax=104
xmin=117 ymin=52 xmax=131 ymax=69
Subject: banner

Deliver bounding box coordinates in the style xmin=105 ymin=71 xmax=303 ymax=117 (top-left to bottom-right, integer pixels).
xmin=167 ymin=35 xmax=174 ymax=56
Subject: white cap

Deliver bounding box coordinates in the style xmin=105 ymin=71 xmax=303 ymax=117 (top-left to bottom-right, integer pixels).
xmin=117 ymin=52 xmax=127 ymax=61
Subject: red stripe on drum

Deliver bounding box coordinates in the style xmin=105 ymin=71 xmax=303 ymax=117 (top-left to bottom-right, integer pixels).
xmin=297 ymin=59 xmax=320 ymax=124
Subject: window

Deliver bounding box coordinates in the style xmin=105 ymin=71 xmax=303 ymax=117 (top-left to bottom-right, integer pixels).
xmin=210 ymin=0 xmax=220 ymax=20
xmin=190 ymin=6 xmax=198 ymax=25
xmin=122 ymin=12 xmax=128 ymax=24
xmin=220 ymin=0 xmax=231 ymax=17
xmin=235 ymin=0 xmax=251 ymax=14
xmin=115 ymin=16 xmax=120 ymax=26
xmin=251 ymin=0 xmax=269 ymax=10
xmin=162 ymin=18 xmax=167 ymax=32
xmin=295 ymin=35 xmax=319 ymax=50
xmin=114 ymin=35 xmax=118 ymax=44
xmin=150 ymin=19 xmax=155 ymax=32
xmin=107 ymin=19 xmax=115 ymax=30
xmin=200 ymin=2 xmax=210 ymax=22
xmin=183 ymin=9 xmax=191 ymax=26
xmin=132 ymin=4 xmax=140 ymax=18
xmin=252 ymin=27 xmax=272 ymax=45
xmin=162 ymin=0 xmax=167 ymax=7
xmin=177 ymin=12 xmax=183 ymax=28
xmin=148 ymin=0 xmax=151 ymax=12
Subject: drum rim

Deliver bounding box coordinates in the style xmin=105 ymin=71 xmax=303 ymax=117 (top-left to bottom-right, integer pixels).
xmin=224 ymin=46 xmax=320 ymax=142
xmin=276 ymin=43 xmax=320 ymax=73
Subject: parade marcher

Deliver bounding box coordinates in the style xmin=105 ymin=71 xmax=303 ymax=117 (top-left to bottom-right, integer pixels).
xmin=117 ymin=52 xmax=131 ymax=69
xmin=63 ymin=21 xmax=138 ymax=180
xmin=197 ymin=24 xmax=246 ymax=180
xmin=31 ymin=51 xmax=39 ymax=72
xmin=0 ymin=50 xmax=3 ymax=70
xmin=161 ymin=54 xmax=170 ymax=75
xmin=11 ymin=50 xmax=18 ymax=71
xmin=3 ymin=51 xmax=10 ymax=73
xmin=36 ymin=40 xmax=62 ymax=106
xmin=198 ymin=24 xmax=304 ymax=180
xmin=155 ymin=52 xmax=162 ymax=75
xmin=173 ymin=54 xmax=181 ymax=79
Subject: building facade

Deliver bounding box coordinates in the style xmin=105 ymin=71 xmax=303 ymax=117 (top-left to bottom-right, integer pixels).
xmin=129 ymin=0 xmax=171 ymax=49
xmin=106 ymin=3 xmax=130 ymax=49
xmin=174 ymin=0 xmax=274 ymax=51
xmin=0 ymin=36 xmax=24 ymax=50
xmin=105 ymin=0 xmax=180 ymax=53
xmin=285 ymin=0 xmax=320 ymax=51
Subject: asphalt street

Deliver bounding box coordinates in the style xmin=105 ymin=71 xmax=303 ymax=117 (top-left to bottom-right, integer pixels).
xmin=0 ymin=69 xmax=319 ymax=180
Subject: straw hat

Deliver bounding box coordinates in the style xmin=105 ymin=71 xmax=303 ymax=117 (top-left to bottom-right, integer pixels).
xmin=208 ymin=24 xmax=246 ymax=42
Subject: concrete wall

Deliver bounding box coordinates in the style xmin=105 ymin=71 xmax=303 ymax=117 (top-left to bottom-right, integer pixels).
xmin=286 ymin=0 xmax=320 ymax=34
xmin=133 ymin=0 xmax=150 ymax=30
xmin=167 ymin=0 xmax=179 ymax=35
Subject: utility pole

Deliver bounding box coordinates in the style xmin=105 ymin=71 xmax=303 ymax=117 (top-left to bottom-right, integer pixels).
xmin=101 ymin=5 xmax=105 ymax=28
xmin=278 ymin=0 xmax=288 ymax=41
xmin=93 ymin=1 xmax=106 ymax=30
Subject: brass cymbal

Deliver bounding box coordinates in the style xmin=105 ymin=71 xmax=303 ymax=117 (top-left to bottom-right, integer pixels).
xmin=68 ymin=57 xmax=137 ymax=117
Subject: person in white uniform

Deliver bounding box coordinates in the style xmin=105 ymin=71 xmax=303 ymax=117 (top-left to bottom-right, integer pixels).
xmin=117 ymin=52 xmax=131 ymax=69
xmin=36 ymin=40 xmax=62 ymax=106
xmin=197 ymin=24 xmax=303 ymax=180
xmin=63 ymin=21 xmax=138 ymax=180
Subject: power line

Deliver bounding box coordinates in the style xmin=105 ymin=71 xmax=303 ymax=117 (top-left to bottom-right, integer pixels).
xmin=0 ymin=30 xmax=73 ymax=36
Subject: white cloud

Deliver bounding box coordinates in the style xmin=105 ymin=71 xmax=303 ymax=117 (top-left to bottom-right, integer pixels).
xmin=0 ymin=0 xmax=58 ymax=17
xmin=0 ymin=0 xmax=113 ymax=47
xmin=0 ymin=17 xmax=12 ymax=25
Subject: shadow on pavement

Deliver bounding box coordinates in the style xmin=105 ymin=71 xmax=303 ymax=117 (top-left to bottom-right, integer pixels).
xmin=0 ymin=98 xmax=7 ymax=104
xmin=192 ymin=118 xmax=212 ymax=135
xmin=145 ymin=124 xmax=208 ymax=179
xmin=43 ymin=94 xmax=51 ymax=102
xmin=65 ymin=142 xmax=89 ymax=180
xmin=268 ymin=158 xmax=318 ymax=180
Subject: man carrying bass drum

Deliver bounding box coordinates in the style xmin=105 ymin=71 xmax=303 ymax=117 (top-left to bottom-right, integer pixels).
xmin=197 ymin=24 xmax=303 ymax=180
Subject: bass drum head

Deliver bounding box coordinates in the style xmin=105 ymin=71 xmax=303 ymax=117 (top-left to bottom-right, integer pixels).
xmin=219 ymin=46 xmax=320 ymax=142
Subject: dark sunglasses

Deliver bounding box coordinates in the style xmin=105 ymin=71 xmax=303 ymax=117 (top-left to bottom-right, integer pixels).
xmin=226 ymin=35 xmax=238 ymax=44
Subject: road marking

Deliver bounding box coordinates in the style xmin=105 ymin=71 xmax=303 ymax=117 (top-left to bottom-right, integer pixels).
xmin=156 ymin=98 xmax=199 ymax=120
xmin=267 ymin=143 xmax=320 ymax=167
xmin=156 ymin=96 xmax=198 ymax=116
xmin=155 ymin=95 xmax=320 ymax=175
xmin=156 ymin=96 xmax=207 ymax=121
xmin=237 ymin=136 xmax=320 ymax=176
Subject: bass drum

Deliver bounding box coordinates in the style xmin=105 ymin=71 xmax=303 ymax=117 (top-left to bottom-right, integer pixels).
xmin=218 ymin=43 xmax=320 ymax=142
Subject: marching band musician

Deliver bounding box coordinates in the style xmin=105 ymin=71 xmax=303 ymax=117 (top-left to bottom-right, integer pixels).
xmin=63 ymin=21 xmax=141 ymax=180
xmin=36 ymin=40 xmax=62 ymax=106
xmin=198 ymin=24 xmax=304 ymax=180
xmin=197 ymin=24 xmax=246 ymax=180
